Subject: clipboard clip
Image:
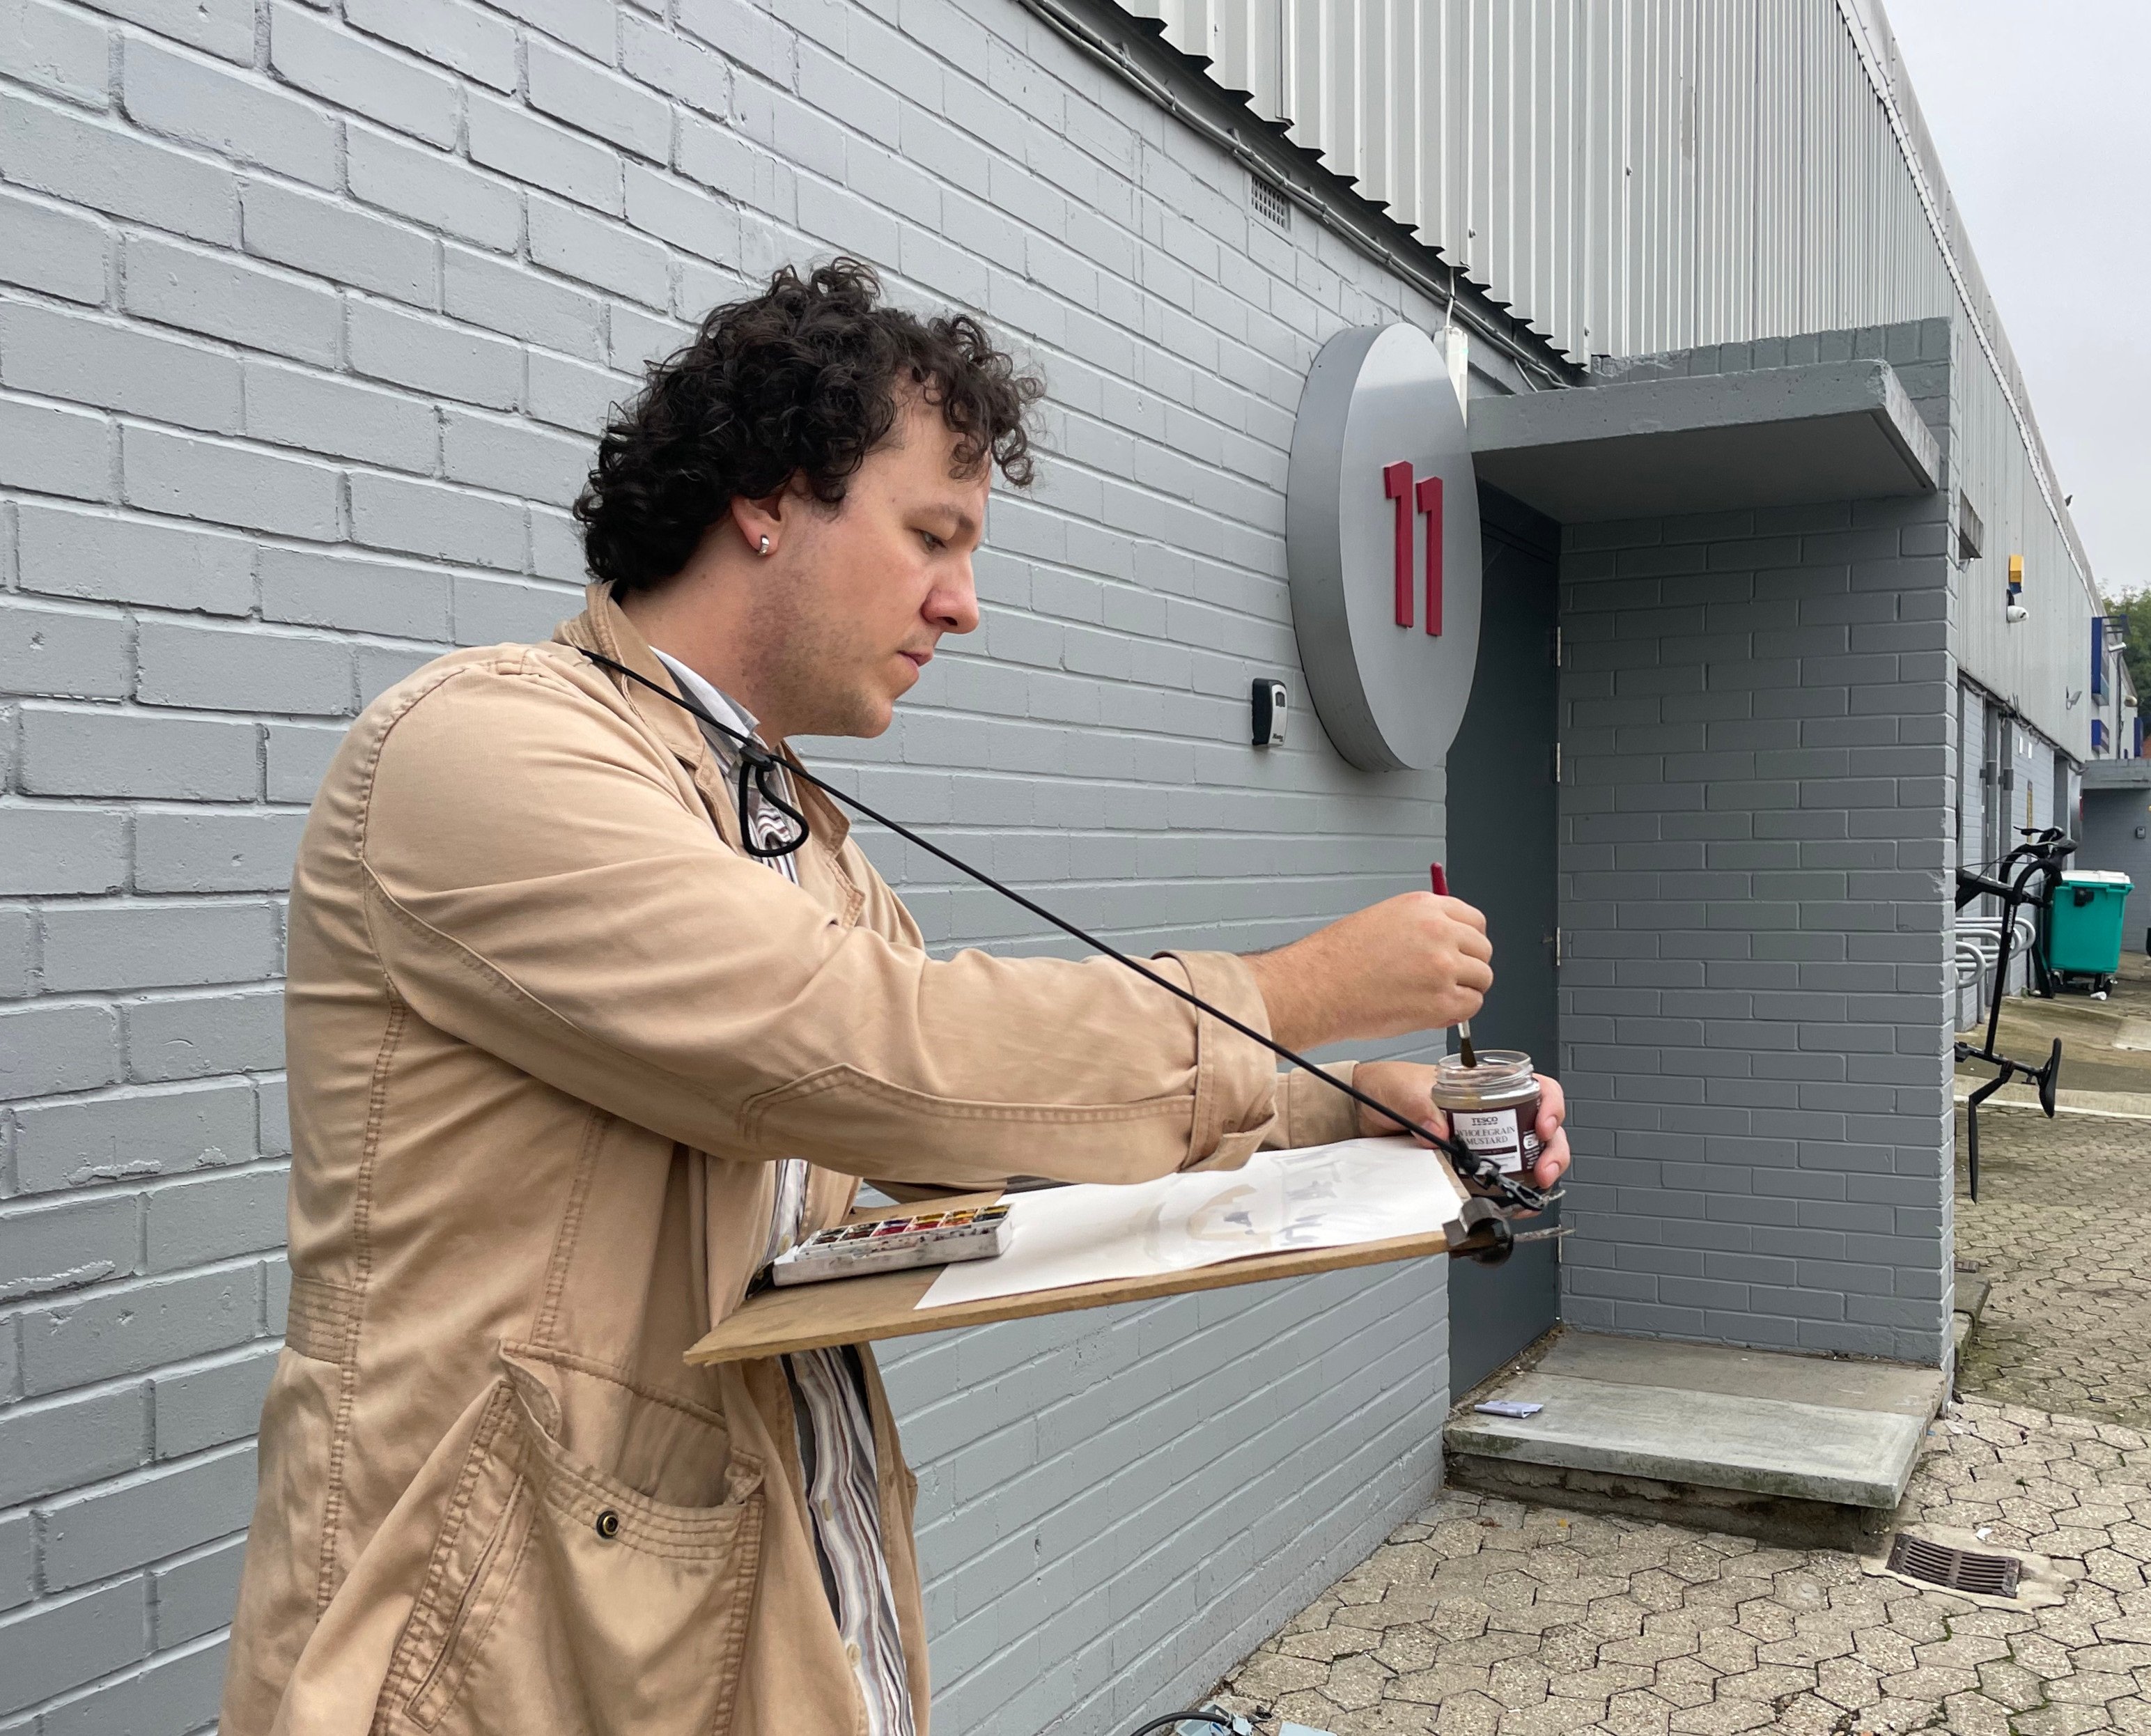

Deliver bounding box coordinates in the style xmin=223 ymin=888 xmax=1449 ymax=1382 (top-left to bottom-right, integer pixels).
xmin=1451 ymin=1197 xmax=1515 ymax=1264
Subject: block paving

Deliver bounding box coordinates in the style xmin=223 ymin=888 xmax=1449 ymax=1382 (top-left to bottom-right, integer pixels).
xmin=1216 ymin=1086 xmax=2151 ymax=1736
xmin=1215 ymin=1397 xmax=2151 ymax=1734
xmin=1953 ymin=1084 xmax=2151 ymax=1428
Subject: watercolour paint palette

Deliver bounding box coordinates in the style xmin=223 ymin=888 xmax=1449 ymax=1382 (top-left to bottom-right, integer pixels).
xmin=768 ymin=1202 xmax=1014 ymax=1287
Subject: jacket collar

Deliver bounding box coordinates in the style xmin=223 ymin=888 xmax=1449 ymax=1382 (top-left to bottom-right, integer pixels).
xmin=556 ymin=582 xmax=853 ymax=851
xmin=557 ymin=582 xmax=705 ymax=767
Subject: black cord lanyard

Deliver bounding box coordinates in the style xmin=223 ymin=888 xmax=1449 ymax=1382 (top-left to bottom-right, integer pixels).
xmin=582 ymin=649 xmax=1552 ymax=1213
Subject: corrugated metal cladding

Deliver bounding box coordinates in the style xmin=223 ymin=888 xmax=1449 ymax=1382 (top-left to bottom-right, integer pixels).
xmin=1952 ymin=323 xmax=2095 ymax=756
xmin=1115 ymin=0 xmax=2103 ymax=756
xmin=1121 ymin=0 xmax=1939 ymax=360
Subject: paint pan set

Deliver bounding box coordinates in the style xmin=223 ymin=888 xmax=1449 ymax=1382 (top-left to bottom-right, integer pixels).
xmin=768 ymin=1203 xmax=1014 ymax=1287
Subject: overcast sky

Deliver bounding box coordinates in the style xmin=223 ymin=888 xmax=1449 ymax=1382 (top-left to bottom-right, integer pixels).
xmin=1881 ymin=0 xmax=2151 ymax=601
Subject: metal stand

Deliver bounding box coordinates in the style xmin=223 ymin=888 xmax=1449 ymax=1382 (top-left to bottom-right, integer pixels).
xmin=1954 ymin=828 xmax=2071 ymax=1200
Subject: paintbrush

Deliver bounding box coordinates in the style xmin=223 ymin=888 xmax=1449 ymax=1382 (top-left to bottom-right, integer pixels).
xmin=1429 ymin=862 xmax=1478 ymax=1067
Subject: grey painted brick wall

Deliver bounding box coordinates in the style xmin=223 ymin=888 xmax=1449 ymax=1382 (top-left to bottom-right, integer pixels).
xmin=1556 ymin=325 xmax=1959 ymax=1368
xmin=0 ymin=1 xmax=1468 ymax=1730
xmin=882 ymin=1262 xmax=1445 ymax=1736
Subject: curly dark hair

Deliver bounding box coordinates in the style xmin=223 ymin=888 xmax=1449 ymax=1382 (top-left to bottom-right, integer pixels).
xmin=575 ymin=259 xmax=1043 ymax=594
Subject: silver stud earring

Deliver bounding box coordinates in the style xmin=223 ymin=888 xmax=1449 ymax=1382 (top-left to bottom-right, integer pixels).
xmin=757 ymin=534 xmax=771 ymax=556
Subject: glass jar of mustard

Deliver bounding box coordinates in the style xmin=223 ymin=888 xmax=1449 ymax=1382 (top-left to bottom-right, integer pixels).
xmin=1431 ymin=1050 xmax=1543 ymax=1179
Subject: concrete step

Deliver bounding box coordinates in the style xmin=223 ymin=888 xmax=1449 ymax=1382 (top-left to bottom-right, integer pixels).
xmin=1952 ymin=1264 xmax=1993 ymax=1352
xmin=1444 ymin=1329 xmax=1948 ymax=1549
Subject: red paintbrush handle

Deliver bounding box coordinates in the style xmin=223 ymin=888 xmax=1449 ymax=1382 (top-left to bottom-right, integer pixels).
xmin=1429 ymin=862 xmax=1449 ymax=897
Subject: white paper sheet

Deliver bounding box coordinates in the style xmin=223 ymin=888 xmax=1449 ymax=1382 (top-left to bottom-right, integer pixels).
xmin=915 ymin=1136 xmax=1468 ymax=1310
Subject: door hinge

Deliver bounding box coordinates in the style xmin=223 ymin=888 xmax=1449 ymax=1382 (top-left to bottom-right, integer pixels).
xmin=1546 ymin=928 xmax=1563 ymax=968
xmin=1551 ymin=626 xmax=1564 ymax=668
xmin=1551 ymin=742 xmax=1562 ymax=784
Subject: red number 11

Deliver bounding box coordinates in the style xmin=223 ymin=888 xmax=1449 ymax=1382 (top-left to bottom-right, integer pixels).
xmin=1416 ymin=473 xmax=1443 ymax=637
xmin=1383 ymin=460 xmax=1444 ymax=636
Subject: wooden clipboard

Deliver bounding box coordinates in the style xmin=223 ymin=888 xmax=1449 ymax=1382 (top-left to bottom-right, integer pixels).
xmin=684 ymin=1172 xmax=1470 ymax=1367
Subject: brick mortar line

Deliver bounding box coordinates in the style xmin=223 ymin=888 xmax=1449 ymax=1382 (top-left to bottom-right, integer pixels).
xmin=0 ymin=1156 xmax=292 ymax=1212
xmin=0 ymin=387 xmax=564 ymax=511
xmin=0 ymin=499 xmax=598 ymax=585
xmin=0 ymin=1358 xmax=280 ymax=1439
xmin=0 ymin=1384 xmax=280 ymax=1491
xmin=24 ymin=1625 xmax=237 ymax=1714
xmin=0 ymin=1529 xmax=256 ymax=1622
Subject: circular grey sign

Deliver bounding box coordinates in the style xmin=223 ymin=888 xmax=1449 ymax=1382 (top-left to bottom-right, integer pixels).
xmin=1285 ymin=325 xmax=1482 ymax=772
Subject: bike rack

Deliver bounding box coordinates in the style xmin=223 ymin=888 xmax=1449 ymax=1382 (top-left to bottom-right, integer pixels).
xmin=1954 ymin=912 xmax=2037 ymax=995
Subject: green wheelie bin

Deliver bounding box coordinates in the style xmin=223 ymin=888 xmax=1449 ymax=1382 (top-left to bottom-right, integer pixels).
xmin=2042 ymin=869 xmax=2133 ymax=995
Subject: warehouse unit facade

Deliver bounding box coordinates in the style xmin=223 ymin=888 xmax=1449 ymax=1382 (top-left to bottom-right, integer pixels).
xmin=0 ymin=1 xmax=2106 ymax=1733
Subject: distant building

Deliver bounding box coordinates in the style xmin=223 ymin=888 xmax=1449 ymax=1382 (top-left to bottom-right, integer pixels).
xmin=2081 ymin=761 xmax=2151 ymax=959
xmin=2088 ymin=614 xmax=2141 ymax=764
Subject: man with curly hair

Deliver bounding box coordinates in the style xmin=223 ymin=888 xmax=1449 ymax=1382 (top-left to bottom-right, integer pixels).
xmin=221 ymin=258 xmax=1568 ymax=1736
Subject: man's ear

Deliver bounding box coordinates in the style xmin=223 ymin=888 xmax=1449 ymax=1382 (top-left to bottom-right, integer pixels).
xmin=729 ymin=479 xmax=821 ymax=558
xmin=729 ymin=490 xmax=789 ymax=557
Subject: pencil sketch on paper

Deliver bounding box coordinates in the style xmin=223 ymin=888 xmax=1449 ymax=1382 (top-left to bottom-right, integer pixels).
xmin=915 ymin=1136 xmax=1468 ymax=1310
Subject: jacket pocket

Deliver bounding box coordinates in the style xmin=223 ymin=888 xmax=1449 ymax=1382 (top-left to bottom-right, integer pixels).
xmin=382 ymin=1358 xmax=763 ymax=1736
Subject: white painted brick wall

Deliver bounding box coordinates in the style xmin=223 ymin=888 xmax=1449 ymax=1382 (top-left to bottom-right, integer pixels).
xmin=0 ymin=1 xmax=1463 ymax=1730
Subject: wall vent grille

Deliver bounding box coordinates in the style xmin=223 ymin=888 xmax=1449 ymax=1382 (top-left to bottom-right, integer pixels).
xmin=1250 ymin=176 xmax=1289 ymax=229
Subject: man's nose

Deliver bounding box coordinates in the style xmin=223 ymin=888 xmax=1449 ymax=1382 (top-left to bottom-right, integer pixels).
xmin=931 ymin=559 xmax=981 ymax=636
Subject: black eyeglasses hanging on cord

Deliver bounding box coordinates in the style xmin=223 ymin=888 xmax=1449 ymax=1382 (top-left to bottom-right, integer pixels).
xmin=581 ymin=649 xmax=1556 ymax=1219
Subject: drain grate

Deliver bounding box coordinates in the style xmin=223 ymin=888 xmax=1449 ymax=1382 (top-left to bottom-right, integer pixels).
xmin=1886 ymin=1533 xmax=2021 ymax=1597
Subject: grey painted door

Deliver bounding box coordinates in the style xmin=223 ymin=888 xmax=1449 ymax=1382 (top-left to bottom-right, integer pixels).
xmin=1444 ymin=487 xmax=1562 ymax=1395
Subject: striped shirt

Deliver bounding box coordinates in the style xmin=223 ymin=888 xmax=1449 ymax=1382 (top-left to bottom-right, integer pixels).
xmin=651 ymin=651 xmax=915 ymax=1736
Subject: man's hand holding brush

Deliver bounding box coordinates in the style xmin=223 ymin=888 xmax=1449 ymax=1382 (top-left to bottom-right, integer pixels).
xmin=1241 ymin=877 xmax=1570 ymax=1195
xmin=1243 ymin=888 xmax=1494 ymax=1048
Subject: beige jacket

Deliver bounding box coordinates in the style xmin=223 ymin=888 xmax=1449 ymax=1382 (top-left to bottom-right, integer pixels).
xmin=221 ymin=587 xmax=1360 ymax=1736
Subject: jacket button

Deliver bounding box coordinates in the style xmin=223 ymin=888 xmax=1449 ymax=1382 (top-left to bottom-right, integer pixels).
xmin=594 ymin=1509 xmax=621 ymax=1540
